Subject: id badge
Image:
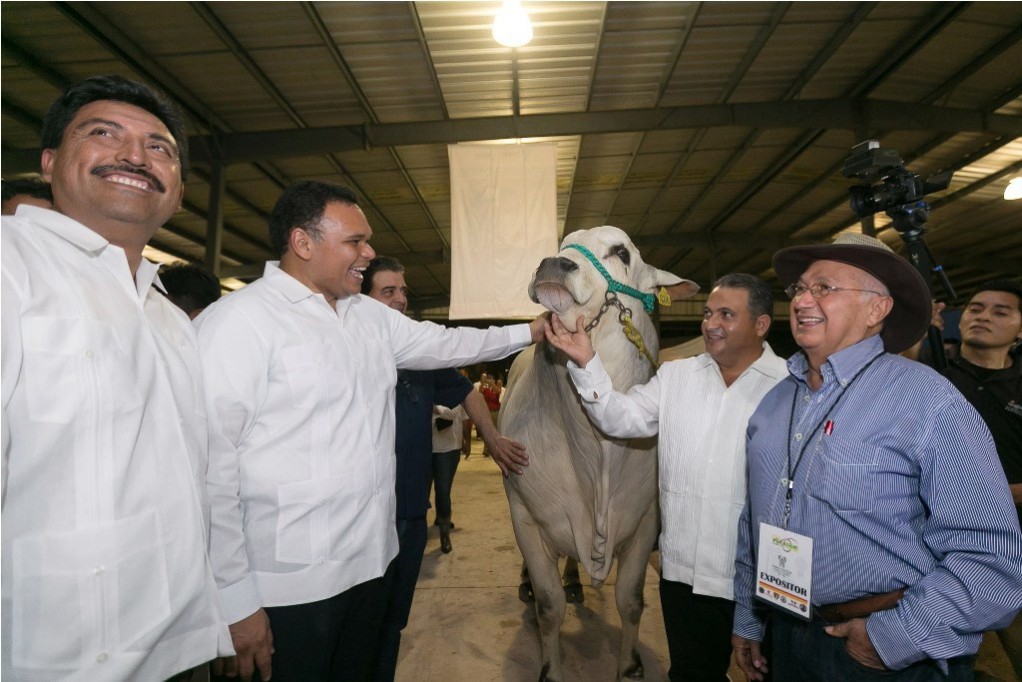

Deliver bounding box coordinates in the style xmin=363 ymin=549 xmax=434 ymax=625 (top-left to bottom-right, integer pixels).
xmin=755 ymin=522 xmax=813 ymax=620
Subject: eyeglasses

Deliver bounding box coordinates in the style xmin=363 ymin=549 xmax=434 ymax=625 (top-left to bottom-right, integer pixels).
xmin=784 ymin=283 xmax=886 ymax=300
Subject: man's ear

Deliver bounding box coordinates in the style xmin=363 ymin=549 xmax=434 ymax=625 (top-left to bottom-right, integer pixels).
xmin=867 ymin=295 xmax=895 ymax=327
xmin=289 ymin=228 xmax=314 ymax=261
xmin=755 ymin=313 xmax=772 ymax=338
xmin=40 ymin=149 xmax=55 ymax=182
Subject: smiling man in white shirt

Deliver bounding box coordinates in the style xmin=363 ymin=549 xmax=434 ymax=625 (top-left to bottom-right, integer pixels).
xmin=196 ymin=180 xmax=547 ymax=682
xmin=1 ymin=75 xmax=232 ymax=681
xmin=546 ymin=273 xmax=788 ymax=682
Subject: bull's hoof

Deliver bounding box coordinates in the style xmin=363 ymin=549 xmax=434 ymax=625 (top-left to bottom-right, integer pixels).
xmin=620 ymin=649 xmax=644 ymax=679
xmin=519 ymin=582 xmax=535 ymax=602
xmin=563 ymin=583 xmax=584 ymax=604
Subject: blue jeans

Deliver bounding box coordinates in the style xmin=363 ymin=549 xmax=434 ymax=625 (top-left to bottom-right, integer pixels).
xmin=371 ymin=517 xmax=427 ymax=682
xmin=772 ymin=611 xmax=974 ymax=681
xmin=431 ymin=449 xmax=461 ymax=523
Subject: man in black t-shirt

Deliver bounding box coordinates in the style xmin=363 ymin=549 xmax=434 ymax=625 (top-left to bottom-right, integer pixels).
xmin=942 ymin=278 xmax=1022 ymax=681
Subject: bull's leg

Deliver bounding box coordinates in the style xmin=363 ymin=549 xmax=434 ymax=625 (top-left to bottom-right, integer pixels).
xmin=531 ymin=550 xmax=567 ymax=682
xmin=561 ymin=556 xmax=584 ymax=604
xmin=519 ymin=561 xmax=535 ymax=602
xmin=512 ymin=519 xmax=567 ymax=682
xmin=612 ymin=511 xmax=658 ymax=680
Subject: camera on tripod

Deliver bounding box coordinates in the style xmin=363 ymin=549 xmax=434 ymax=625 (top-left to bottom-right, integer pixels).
xmin=842 ymin=140 xmax=952 ymax=224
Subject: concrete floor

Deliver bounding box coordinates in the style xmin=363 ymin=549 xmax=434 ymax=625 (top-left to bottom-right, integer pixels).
xmin=397 ymin=440 xmax=1018 ymax=682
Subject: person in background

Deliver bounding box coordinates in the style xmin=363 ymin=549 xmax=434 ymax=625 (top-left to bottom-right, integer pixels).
xmin=1 ymin=177 xmax=53 ymax=214
xmin=732 ymin=233 xmax=1022 ymax=682
xmin=197 ymin=182 xmax=546 ymax=682
xmin=479 ymin=373 xmax=502 ymax=457
xmin=431 ymin=402 xmax=469 ymax=551
xmin=546 ymin=273 xmax=788 ymax=681
xmin=161 ymin=261 xmax=222 ymax=319
xmin=2 ymin=74 xmax=231 ymax=682
xmin=362 ymin=255 xmax=530 ymax=681
xmin=940 ymin=278 xmax=1022 ymax=682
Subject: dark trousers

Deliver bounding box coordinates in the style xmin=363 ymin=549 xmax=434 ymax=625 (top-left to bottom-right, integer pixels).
xmin=771 ymin=611 xmax=974 ymax=681
xmin=255 ymin=563 xmax=395 ymax=682
xmin=371 ymin=517 xmax=428 ymax=682
xmin=660 ymin=578 xmax=735 ymax=682
xmin=431 ymin=449 xmax=461 ymax=522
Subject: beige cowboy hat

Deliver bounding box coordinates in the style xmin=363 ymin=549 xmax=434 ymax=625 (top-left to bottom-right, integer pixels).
xmin=773 ymin=232 xmax=932 ymax=354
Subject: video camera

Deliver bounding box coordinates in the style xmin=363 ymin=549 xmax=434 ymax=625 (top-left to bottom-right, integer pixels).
xmin=842 ymin=140 xmax=957 ymax=369
xmin=842 ymin=140 xmax=952 ymax=227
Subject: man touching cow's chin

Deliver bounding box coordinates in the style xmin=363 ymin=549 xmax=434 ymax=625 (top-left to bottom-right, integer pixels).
xmin=547 ymin=273 xmax=788 ymax=682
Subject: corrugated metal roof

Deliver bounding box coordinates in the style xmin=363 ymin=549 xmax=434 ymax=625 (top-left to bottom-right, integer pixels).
xmin=3 ymin=0 xmax=1019 ymax=318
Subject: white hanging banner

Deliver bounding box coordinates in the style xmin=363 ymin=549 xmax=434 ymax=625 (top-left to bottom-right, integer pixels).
xmin=448 ymin=143 xmax=558 ymax=319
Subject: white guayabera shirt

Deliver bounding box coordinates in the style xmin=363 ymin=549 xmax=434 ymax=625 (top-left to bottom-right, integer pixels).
xmin=568 ymin=343 xmax=788 ymax=599
xmin=196 ymin=263 xmax=532 ymax=624
xmin=1 ymin=206 xmax=232 ymax=682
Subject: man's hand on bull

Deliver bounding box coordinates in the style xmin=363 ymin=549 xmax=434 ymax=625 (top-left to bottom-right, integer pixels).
xmin=528 ymin=313 xmax=552 ymax=344
xmin=482 ymin=432 xmax=530 ymax=477
xmin=546 ymin=315 xmax=596 ymax=367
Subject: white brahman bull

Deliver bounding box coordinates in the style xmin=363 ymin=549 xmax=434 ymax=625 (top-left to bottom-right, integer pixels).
xmin=500 ymin=226 xmax=698 ymax=681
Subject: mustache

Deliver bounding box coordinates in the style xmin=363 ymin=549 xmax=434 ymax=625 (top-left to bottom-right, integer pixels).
xmin=91 ymin=164 xmax=166 ymax=193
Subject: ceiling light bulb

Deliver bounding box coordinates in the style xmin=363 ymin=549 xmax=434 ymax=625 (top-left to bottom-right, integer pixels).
xmin=493 ymin=0 xmax=533 ymax=48
xmin=1004 ymin=177 xmax=1022 ymax=201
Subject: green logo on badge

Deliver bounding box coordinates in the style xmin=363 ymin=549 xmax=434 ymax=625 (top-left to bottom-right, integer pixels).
xmin=773 ymin=536 xmax=799 ymax=553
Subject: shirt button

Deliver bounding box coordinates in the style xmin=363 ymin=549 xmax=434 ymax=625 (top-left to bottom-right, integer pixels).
xmin=839 ymin=380 xmax=848 ymax=387
xmin=96 ymin=652 xmax=108 ymax=663
xmin=803 ymin=395 xmax=810 ymax=403
xmin=794 ymin=433 xmax=803 ymax=441
xmin=94 ymin=565 xmax=105 ymax=575
xmin=85 ymin=350 xmax=94 ymax=359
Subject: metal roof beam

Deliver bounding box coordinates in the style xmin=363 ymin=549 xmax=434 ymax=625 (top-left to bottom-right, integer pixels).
xmin=176 ymin=100 xmax=1022 ymax=166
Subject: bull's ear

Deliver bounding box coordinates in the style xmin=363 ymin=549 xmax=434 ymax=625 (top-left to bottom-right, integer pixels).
xmin=664 ymin=279 xmax=700 ymax=300
xmin=645 ymin=265 xmax=700 ymax=300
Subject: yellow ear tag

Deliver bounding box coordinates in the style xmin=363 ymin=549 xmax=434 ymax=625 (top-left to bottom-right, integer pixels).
xmin=657 ymin=287 xmax=672 ymax=307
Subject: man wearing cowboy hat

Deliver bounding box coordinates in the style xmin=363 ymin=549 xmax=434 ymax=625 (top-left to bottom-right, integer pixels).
xmin=730 ymin=233 xmax=1022 ymax=681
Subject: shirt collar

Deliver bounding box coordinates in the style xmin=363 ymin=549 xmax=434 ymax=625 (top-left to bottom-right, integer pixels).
xmin=22 ymin=206 xmax=163 ymax=299
xmin=787 ymin=334 xmax=885 ymax=387
xmin=19 ymin=205 xmax=110 ymax=253
xmin=696 ymin=342 xmax=784 ymax=380
xmin=262 ymin=261 xmax=320 ymax=304
xmin=261 ymin=261 xmax=360 ymax=317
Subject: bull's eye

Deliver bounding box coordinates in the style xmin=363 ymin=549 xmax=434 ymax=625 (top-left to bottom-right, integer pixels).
xmin=611 ymin=245 xmax=631 ymax=266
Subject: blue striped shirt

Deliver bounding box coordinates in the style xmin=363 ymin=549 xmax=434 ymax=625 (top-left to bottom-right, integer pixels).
xmin=733 ymin=334 xmax=1022 ymax=670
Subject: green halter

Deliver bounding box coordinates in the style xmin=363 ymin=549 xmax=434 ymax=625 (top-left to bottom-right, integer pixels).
xmin=563 ymin=243 xmax=656 ymax=313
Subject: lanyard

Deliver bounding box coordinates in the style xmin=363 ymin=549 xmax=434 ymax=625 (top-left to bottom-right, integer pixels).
xmin=782 ymin=352 xmax=883 ymax=527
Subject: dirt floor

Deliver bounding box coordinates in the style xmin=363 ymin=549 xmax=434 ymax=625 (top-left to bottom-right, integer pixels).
xmin=398 ymin=439 xmax=1018 ymax=681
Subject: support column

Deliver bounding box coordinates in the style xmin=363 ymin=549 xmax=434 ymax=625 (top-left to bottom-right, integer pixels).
xmin=204 ymin=162 xmax=226 ymax=276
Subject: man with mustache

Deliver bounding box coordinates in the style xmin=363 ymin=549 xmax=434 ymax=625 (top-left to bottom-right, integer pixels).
xmin=545 ymin=273 xmax=788 ymax=681
xmin=941 ymin=279 xmax=1022 ymax=681
xmin=1 ymin=76 xmax=232 ymax=680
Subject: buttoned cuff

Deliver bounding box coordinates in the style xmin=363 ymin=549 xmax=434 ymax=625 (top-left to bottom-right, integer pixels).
xmin=220 ymin=575 xmax=262 ymax=624
xmin=732 ymin=603 xmax=767 ymax=641
xmin=867 ymin=608 xmax=930 ymax=671
xmin=566 ymin=353 xmax=613 ymax=402
xmin=511 ymin=323 xmax=532 ymax=347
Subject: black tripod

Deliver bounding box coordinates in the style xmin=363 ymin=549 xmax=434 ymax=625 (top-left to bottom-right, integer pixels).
xmin=886 ymin=200 xmax=956 ymax=370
